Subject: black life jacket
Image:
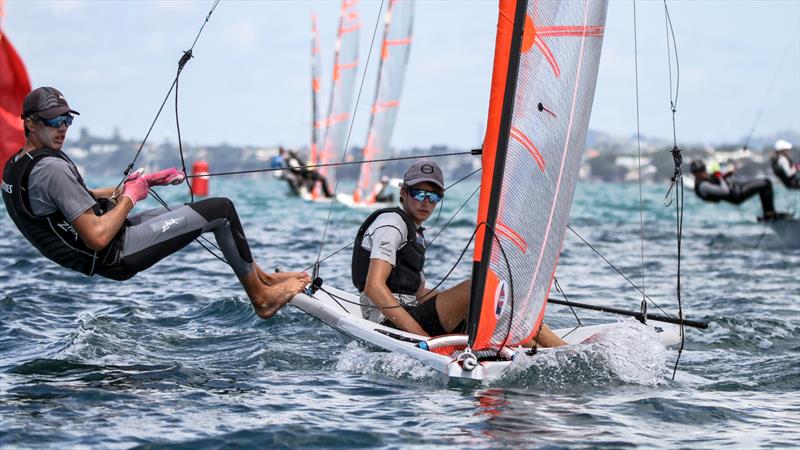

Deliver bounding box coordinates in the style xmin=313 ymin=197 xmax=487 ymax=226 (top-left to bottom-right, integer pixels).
xmin=694 ymin=177 xmax=728 ymax=203
xmin=771 ymin=154 xmax=795 ymax=187
xmin=2 ymin=148 xmax=131 ymax=280
xmin=351 ymin=207 xmax=426 ymax=295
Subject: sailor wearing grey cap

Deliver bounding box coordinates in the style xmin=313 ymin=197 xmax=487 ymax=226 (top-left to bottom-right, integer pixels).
xmin=3 ymin=87 xmax=309 ymax=320
xmin=351 ymin=159 xmax=567 ymax=346
xmin=772 ymin=139 xmax=799 ymax=189
xmin=351 ymin=159 xmax=466 ymax=337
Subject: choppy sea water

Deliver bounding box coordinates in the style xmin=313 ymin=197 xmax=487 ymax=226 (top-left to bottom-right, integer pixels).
xmin=1 ymin=176 xmax=798 ymax=449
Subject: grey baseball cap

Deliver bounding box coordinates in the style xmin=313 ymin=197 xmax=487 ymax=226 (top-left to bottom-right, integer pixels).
xmin=22 ymin=87 xmax=80 ymax=120
xmin=403 ymin=159 xmax=444 ymax=192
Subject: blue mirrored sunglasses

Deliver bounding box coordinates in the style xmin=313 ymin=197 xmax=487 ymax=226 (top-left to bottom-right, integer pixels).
xmin=41 ymin=115 xmax=74 ymax=128
xmin=408 ymin=188 xmax=443 ymax=204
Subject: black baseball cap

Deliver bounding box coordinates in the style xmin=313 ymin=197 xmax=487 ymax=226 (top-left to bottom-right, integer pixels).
xmin=22 ymin=87 xmax=80 ymax=120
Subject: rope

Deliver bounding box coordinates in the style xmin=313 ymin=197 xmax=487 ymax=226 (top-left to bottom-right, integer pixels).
xmin=185 ymin=150 xmax=475 ymax=179
xmin=662 ymin=0 xmax=686 ymax=380
xmin=567 ymin=225 xmax=671 ymax=316
xmin=633 ymin=0 xmax=647 ymax=309
xmin=114 ymin=0 xmax=221 ymax=194
xmin=301 ymin=168 xmax=481 ymax=273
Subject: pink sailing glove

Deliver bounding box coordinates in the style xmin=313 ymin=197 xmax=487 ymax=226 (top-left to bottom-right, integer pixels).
xmin=143 ymin=168 xmax=185 ymax=187
xmin=122 ymin=170 xmax=149 ymax=206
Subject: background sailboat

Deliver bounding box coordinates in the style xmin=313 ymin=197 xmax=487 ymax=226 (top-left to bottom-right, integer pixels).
xmin=313 ymin=0 xmax=361 ymax=201
xmin=342 ymin=0 xmax=415 ymax=208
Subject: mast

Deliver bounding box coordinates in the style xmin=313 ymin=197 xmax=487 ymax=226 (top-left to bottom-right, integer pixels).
xmin=353 ymin=0 xmax=415 ymax=204
xmin=468 ymin=0 xmax=609 ymax=351
xmin=468 ymin=0 xmax=528 ymax=349
xmin=310 ymin=14 xmax=322 ymax=166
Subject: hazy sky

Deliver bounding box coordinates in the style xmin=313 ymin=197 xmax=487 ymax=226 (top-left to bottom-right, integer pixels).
xmin=3 ymin=0 xmax=799 ymax=151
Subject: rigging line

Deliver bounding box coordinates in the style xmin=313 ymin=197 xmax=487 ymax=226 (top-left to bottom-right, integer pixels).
xmin=174 ymin=65 xmax=195 ymax=204
xmin=425 ymin=168 xmax=481 ymax=233
xmin=113 ymin=0 xmax=222 ymax=193
xmin=742 ymin=24 xmax=799 ymax=150
xmin=663 ymin=0 xmax=680 ymax=146
xmin=664 ymin=0 xmax=685 ymax=380
xmin=184 ymin=150 xmax=475 ymax=179
xmin=633 ymin=0 xmax=646 ymax=306
xmin=553 ymin=277 xmax=582 ymax=327
xmin=567 ymin=224 xmax=670 ymax=316
xmin=427 ymin=184 xmax=480 ymax=248
xmin=672 ymin=170 xmax=685 ymax=380
xmin=315 ymin=0 xmax=385 ymax=268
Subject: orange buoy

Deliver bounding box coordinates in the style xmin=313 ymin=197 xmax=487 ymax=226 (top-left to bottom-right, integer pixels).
xmin=191 ymin=160 xmax=210 ymax=196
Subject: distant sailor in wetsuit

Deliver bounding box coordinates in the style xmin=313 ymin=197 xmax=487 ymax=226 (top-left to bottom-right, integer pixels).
xmin=286 ymin=150 xmax=333 ymax=198
xmin=689 ymin=159 xmax=788 ymax=221
xmin=771 ymin=139 xmax=799 ymax=189
xmin=2 ymin=87 xmax=308 ymax=319
xmin=372 ymin=175 xmax=395 ymax=204
xmin=272 ymin=146 xmax=304 ymax=196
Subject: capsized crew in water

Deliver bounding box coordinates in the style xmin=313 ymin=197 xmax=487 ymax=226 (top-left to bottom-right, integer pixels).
xmin=351 ymin=159 xmax=565 ymax=347
xmin=689 ymin=159 xmax=790 ymax=221
xmin=2 ymin=87 xmax=309 ymax=319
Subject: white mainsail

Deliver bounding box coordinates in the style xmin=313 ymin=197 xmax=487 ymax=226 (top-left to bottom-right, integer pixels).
xmin=469 ymin=0 xmax=609 ymax=350
xmin=309 ymin=14 xmax=323 ymax=167
xmin=317 ymin=0 xmax=361 ymax=198
xmin=353 ymin=0 xmax=415 ymax=204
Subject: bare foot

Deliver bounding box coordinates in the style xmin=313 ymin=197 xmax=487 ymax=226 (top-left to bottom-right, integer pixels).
xmin=255 ymin=265 xmax=311 ymax=286
xmin=250 ymin=277 xmax=307 ymax=319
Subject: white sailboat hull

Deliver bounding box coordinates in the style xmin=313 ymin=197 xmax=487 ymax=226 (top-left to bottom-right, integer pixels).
xmin=767 ymin=217 xmax=800 ymax=248
xmin=291 ymin=285 xmax=682 ymax=382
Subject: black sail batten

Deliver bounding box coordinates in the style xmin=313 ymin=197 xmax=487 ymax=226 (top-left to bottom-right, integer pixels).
xmin=467 ymin=0 xmax=529 ymax=348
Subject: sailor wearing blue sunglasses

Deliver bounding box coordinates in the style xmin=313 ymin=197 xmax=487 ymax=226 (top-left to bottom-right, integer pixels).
xmin=352 ymin=159 xmax=474 ymax=338
xmin=352 ymin=159 xmax=567 ymax=347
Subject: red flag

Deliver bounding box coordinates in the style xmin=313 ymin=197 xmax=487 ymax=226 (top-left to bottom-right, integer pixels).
xmin=0 ymin=26 xmax=32 ymax=171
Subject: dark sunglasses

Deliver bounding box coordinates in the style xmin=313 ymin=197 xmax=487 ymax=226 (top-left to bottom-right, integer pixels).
xmin=40 ymin=115 xmax=74 ymax=128
xmin=408 ymin=188 xmax=443 ymax=204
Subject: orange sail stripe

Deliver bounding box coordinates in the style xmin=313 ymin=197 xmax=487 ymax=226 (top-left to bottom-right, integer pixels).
xmin=333 ymin=60 xmax=359 ymax=81
xmin=510 ymin=126 xmax=545 ymax=171
xmin=537 ymin=25 xmax=604 ymax=37
xmin=381 ymin=37 xmax=412 ymax=60
xmin=534 ymin=36 xmax=560 ymax=77
xmin=371 ymin=100 xmax=399 ymax=114
xmin=495 ymin=220 xmax=528 ymax=253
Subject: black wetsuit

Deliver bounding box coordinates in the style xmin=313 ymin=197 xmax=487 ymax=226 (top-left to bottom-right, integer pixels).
xmin=3 ymin=149 xmax=257 ymax=280
xmin=694 ymin=174 xmax=776 ymax=217
xmin=287 ymin=153 xmax=333 ymax=198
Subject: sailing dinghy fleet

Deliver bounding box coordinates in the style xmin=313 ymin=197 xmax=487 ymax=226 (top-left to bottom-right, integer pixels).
xmin=291 ymin=0 xmax=707 ymax=382
xmin=287 ymin=0 xmax=411 ymax=207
